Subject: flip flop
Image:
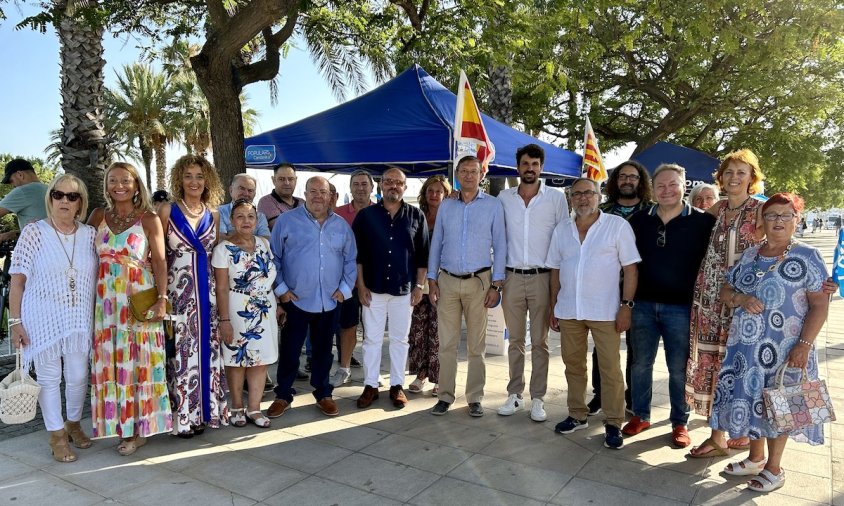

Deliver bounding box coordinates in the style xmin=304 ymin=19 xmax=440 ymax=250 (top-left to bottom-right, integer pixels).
xmin=724 ymin=457 xmax=767 ymax=476
xmin=687 ymin=437 xmax=729 ymax=458
xmin=747 ymin=469 xmax=785 ymax=493
xmin=727 ymin=437 xmax=751 ymax=450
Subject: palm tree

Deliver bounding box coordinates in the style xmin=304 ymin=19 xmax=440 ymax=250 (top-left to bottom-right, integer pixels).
xmin=105 ymin=63 xmax=180 ymax=189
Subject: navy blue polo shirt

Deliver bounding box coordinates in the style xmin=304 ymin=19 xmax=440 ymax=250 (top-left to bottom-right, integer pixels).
xmin=628 ymin=202 xmax=716 ymax=305
xmin=352 ymin=200 xmax=430 ymax=296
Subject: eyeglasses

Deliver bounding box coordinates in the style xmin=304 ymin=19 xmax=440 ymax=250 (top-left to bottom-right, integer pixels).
xmin=763 ymin=212 xmax=796 ymax=222
xmin=51 ymin=190 xmax=82 ymax=202
xmin=571 ymin=190 xmax=598 ymax=199
xmin=657 ymin=224 xmax=667 ymax=247
xmin=618 ymin=174 xmax=640 ymax=181
xmin=381 ymin=178 xmax=405 ymax=187
xmin=457 ymin=168 xmax=481 ymax=176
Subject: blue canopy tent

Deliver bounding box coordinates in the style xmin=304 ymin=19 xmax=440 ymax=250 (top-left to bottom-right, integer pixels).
xmin=632 ymin=141 xmax=719 ymax=185
xmin=243 ymin=64 xmax=582 ymax=177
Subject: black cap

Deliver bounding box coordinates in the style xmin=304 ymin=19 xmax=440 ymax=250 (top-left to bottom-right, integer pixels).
xmin=152 ymin=190 xmax=170 ymax=203
xmin=2 ymin=159 xmax=35 ymax=184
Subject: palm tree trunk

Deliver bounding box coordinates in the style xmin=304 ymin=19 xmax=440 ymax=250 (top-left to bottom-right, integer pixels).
xmin=138 ymin=138 xmax=153 ymax=189
xmin=57 ymin=0 xmax=108 ymax=209
xmin=486 ymin=65 xmax=515 ymax=196
xmin=153 ymin=138 xmax=167 ymax=191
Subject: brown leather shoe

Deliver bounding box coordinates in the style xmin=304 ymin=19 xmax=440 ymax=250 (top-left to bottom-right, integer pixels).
xmin=357 ymin=385 xmax=379 ymax=409
xmin=318 ymin=397 xmax=340 ymax=416
xmin=671 ymin=425 xmax=691 ymax=448
xmin=267 ymin=399 xmax=291 ymax=418
xmin=389 ymin=385 xmax=408 ymax=409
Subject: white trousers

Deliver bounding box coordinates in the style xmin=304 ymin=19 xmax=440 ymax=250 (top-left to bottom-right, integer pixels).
xmin=361 ymin=292 xmax=413 ymax=388
xmin=34 ymin=351 xmax=89 ymax=431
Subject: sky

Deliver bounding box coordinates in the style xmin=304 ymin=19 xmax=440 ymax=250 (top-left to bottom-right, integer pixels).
xmin=0 ymin=6 xmax=632 ymax=199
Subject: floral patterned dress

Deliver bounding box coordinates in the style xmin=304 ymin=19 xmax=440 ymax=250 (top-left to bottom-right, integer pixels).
xmin=166 ymin=205 xmax=228 ymax=432
xmin=211 ymin=238 xmax=279 ymax=367
xmin=709 ymin=242 xmax=827 ymax=444
xmin=685 ymin=198 xmax=761 ymax=416
xmin=91 ymin=218 xmax=172 ymax=438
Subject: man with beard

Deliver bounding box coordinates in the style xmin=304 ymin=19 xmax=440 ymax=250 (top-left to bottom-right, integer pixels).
xmin=496 ymin=144 xmax=568 ymax=422
xmin=352 ymin=167 xmax=429 ymax=409
xmin=329 ymin=170 xmax=375 ymax=386
xmin=258 ymin=163 xmax=302 ymax=230
xmin=548 ymin=178 xmax=640 ymax=449
xmin=587 ymin=160 xmax=654 ymax=416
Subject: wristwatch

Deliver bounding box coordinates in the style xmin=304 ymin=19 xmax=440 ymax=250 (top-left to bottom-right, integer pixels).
xmin=414 ymin=283 xmax=424 ymax=290
xmin=620 ymin=299 xmax=635 ymax=308
xmin=491 ymin=284 xmax=503 ymax=293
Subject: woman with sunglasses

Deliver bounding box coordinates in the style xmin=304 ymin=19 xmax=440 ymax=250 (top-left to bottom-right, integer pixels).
xmin=158 ymin=154 xmax=228 ymax=436
xmin=9 ymin=175 xmax=97 ymax=462
xmin=87 ymin=162 xmax=172 ymax=456
xmin=211 ymin=199 xmax=280 ymax=428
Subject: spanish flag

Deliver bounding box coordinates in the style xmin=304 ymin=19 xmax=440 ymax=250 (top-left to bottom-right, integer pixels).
xmin=454 ymin=70 xmax=495 ymax=173
xmin=582 ymin=116 xmax=607 ymax=182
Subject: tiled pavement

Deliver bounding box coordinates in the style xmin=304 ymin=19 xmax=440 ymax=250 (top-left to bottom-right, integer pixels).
xmin=0 ymin=232 xmax=841 ymax=505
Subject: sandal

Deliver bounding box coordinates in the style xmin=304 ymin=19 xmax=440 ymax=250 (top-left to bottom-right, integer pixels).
xmin=230 ymin=408 xmax=247 ymax=428
xmin=727 ymin=436 xmax=751 ymax=451
xmin=408 ymin=378 xmax=426 ymax=394
xmin=247 ymin=410 xmax=271 ymax=428
xmin=747 ymin=469 xmax=785 ymax=493
xmin=431 ymin=384 xmax=439 ymax=397
xmin=687 ymin=437 xmax=729 ymax=459
xmin=724 ymin=457 xmax=767 ymax=476
xmin=117 ymin=436 xmax=147 ymax=456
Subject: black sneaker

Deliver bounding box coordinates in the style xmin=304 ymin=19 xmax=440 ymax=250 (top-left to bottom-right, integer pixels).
xmin=431 ymin=400 xmax=450 ymax=416
xmin=587 ymin=397 xmax=602 ymax=416
xmin=604 ymin=424 xmax=623 ymax=449
xmin=555 ymin=416 xmax=588 ymax=434
xmin=350 ymin=357 xmax=362 ymax=368
xmin=468 ymin=402 xmax=484 ymax=417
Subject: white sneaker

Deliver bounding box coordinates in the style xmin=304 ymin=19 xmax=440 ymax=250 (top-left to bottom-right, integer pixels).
xmin=497 ymin=394 xmax=525 ymax=416
xmin=530 ymin=398 xmax=547 ymax=422
xmin=330 ymin=368 xmax=351 ymax=387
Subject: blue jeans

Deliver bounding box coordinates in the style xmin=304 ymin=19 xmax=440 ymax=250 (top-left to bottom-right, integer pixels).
xmin=629 ymin=301 xmax=691 ymax=427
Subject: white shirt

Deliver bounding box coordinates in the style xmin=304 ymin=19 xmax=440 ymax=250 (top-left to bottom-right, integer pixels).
xmin=546 ymin=211 xmax=641 ymax=321
xmin=499 ymin=182 xmax=569 ymax=269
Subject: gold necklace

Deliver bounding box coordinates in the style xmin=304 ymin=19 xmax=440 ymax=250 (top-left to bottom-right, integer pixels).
xmin=180 ymin=199 xmax=206 ymax=218
xmin=108 ymin=207 xmax=137 ymax=232
xmin=50 ymin=219 xmax=78 ymax=306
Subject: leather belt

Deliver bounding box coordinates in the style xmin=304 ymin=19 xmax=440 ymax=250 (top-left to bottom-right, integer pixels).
xmin=441 ymin=267 xmax=491 ymax=279
xmin=506 ymin=267 xmax=550 ymax=275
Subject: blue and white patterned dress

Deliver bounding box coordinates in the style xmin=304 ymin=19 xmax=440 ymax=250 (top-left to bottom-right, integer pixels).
xmin=211 ymin=238 xmax=279 ymax=367
xmin=709 ymin=242 xmax=828 ymax=445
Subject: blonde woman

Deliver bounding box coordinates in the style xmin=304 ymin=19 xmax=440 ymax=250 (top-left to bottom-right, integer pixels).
xmin=87 ymin=162 xmax=172 ymax=455
xmin=10 ymin=174 xmax=97 ymax=462
xmin=158 ymin=154 xmax=228 ymax=436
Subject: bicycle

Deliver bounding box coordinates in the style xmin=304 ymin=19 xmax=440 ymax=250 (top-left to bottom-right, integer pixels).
xmin=0 ymin=238 xmax=16 ymax=349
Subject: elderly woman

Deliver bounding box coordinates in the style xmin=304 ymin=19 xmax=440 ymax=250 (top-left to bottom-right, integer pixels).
xmin=709 ymin=193 xmax=830 ymax=492
xmin=10 ymin=175 xmax=97 ymax=462
xmin=88 ymin=162 xmax=172 ymax=455
xmin=689 ymin=183 xmax=719 ymax=210
xmin=158 ymin=154 xmax=228 ymax=436
xmin=212 ymin=199 xmax=280 ymax=428
xmin=407 ymin=175 xmax=452 ymax=395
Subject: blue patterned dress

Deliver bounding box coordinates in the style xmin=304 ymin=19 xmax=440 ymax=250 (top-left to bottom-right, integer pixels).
xmin=709 ymin=242 xmax=828 ymax=445
xmin=211 ymin=238 xmax=279 ymax=367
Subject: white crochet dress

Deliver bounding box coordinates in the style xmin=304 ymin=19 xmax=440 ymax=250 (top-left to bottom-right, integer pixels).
xmin=10 ymin=219 xmax=97 ymax=370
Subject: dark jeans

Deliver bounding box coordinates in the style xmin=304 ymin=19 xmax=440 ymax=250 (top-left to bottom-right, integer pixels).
xmin=628 ymin=300 xmax=691 ymax=427
xmin=591 ymin=332 xmax=632 ymax=407
xmin=274 ymin=302 xmax=339 ymax=403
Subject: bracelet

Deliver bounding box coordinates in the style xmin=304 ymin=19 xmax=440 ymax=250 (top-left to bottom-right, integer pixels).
xmin=8 ymin=320 xmax=22 ymax=328
xmin=219 ymin=318 xmax=231 ymax=322
xmin=158 ymin=294 xmax=168 ymax=300
xmin=798 ymin=338 xmax=813 ymax=347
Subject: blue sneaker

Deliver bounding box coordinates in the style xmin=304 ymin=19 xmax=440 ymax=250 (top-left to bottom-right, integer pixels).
xmin=554 ymin=416 xmax=588 ymax=434
xmin=604 ymin=424 xmax=623 ymax=449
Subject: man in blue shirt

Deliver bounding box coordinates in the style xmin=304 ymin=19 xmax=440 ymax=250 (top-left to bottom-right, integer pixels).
xmin=218 ymin=174 xmax=271 ymax=238
xmin=353 ymin=167 xmax=429 ymax=410
xmin=428 ymin=156 xmax=507 ymax=417
xmin=267 ymin=176 xmax=357 ymax=419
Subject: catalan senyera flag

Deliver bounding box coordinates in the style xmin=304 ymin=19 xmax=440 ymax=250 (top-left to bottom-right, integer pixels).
xmin=454 ymin=70 xmax=495 ymax=172
xmin=833 ymin=226 xmax=844 ymax=297
xmin=582 ymin=116 xmax=607 ymax=182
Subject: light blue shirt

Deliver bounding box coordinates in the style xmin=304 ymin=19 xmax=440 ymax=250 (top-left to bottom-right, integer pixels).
xmin=271 ymin=205 xmax=357 ymax=313
xmin=428 ymin=191 xmax=507 ymax=282
xmin=218 ymin=202 xmax=271 ymax=237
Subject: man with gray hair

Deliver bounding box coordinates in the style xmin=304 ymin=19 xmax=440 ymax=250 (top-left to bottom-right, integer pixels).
xmin=218 ymin=173 xmax=271 ymax=238
xmin=623 ymin=164 xmax=716 ymax=449
xmin=547 ymin=177 xmax=640 ymax=449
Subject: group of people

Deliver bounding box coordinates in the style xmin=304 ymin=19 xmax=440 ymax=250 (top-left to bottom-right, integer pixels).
xmin=3 ymin=146 xmax=835 ymax=494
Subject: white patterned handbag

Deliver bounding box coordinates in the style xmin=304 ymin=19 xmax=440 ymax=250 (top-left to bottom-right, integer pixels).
xmin=0 ymin=349 xmax=41 ymax=424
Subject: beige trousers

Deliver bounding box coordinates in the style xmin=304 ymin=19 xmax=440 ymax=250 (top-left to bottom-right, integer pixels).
xmin=501 ymin=271 xmax=551 ymax=399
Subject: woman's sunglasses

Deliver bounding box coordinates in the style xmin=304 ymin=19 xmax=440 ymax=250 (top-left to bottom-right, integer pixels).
xmin=51 ymin=190 xmax=82 ymax=202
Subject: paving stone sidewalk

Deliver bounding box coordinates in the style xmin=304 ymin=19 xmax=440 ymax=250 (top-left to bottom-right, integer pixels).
xmin=0 ymin=232 xmax=841 ymax=505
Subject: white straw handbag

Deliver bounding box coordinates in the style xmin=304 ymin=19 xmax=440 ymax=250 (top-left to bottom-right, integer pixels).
xmin=0 ymin=349 xmax=41 ymax=424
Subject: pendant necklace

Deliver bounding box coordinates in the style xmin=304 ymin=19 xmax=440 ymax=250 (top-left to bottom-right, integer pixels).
xmin=751 ymin=240 xmax=793 ymax=278
xmin=727 ymin=195 xmax=752 ymax=212
xmin=51 ymin=219 xmax=78 ymax=305
xmin=181 ymin=199 xmax=206 ymax=218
